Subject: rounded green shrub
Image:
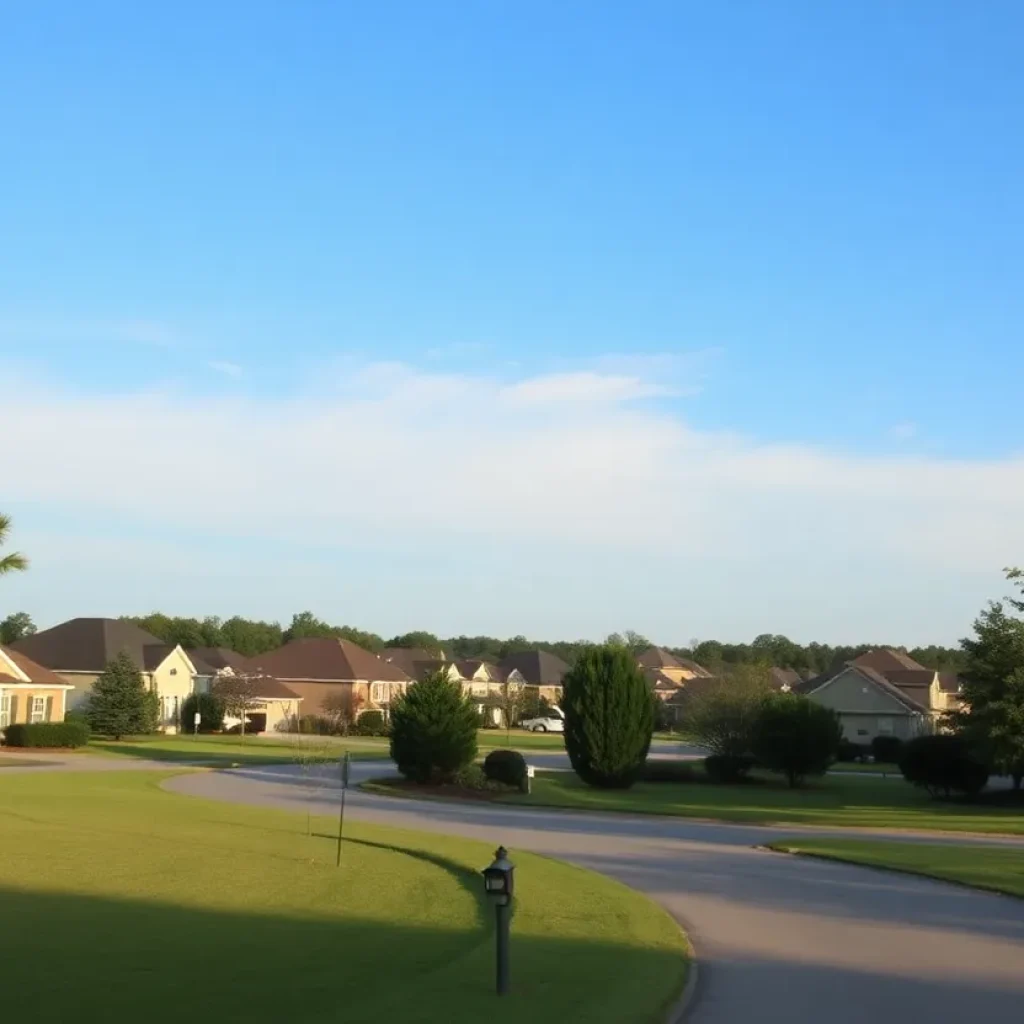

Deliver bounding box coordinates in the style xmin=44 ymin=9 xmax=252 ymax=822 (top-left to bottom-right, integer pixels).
xmin=483 ymin=749 xmax=528 ymax=789
xmin=750 ymin=693 xmax=842 ymax=787
xmin=561 ymin=644 xmax=653 ymax=789
xmin=899 ymin=734 xmax=989 ymax=799
xmin=870 ymin=735 xmax=903 ymax=764
xmin=389 ymin=671 xmax=479 ymax=783
xmin=179 ymin=691 xmax=225 ymax=733
xmin=703 ymin=754 xmax=755 ymax=783
xmin=355 ymin=710 xmax=387 ymax=737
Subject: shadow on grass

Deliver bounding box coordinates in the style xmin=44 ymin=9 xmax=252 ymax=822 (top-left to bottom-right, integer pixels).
xmin=89 ymin=741 xmax=317 ymax=768
xmin=0 ymin=885 xmax=684 ymax=1024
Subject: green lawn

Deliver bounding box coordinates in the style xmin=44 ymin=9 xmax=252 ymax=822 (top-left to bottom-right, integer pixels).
xmin=0 ymin=771 xmax=687 ymax=1023
xmin=86 ymin=729 xmax=565 ymax=765
xmin=768 ymin=838 xmax=1024 ymax=898
xmin=496 ymin=770 xmax=1024 ymax=835
xmin=86 ymin=734 xmax=390 ymax=766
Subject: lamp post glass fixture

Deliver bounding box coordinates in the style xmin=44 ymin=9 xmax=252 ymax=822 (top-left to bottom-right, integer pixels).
xmin=482 ymin=845 xmax=514 ymax=995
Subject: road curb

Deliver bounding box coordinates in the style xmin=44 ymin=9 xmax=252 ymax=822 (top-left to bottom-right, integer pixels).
xmin=665 ymin=942 xmax=699 ymax=1023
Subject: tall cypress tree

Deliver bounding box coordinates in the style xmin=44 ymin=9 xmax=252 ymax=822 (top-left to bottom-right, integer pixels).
xmin=88 ymin=651 xmax=155 ymax=740
xmin=562 ymin=644 xmax=653 ymax=789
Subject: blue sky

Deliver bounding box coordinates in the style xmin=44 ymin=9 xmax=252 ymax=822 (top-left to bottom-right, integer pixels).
xmin=1 ymin=2 xmax=1022 ymax=645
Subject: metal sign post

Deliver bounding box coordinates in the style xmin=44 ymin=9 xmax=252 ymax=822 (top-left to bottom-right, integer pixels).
xmin=193 ymin=712 xmax=201 ymax=737
xmin=336 ymin=752 xmax=350 ymax=868
xmin=525 ymin=764 xmax=535 ymax=795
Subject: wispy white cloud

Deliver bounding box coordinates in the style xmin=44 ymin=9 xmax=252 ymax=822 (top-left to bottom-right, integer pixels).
xmin=1 ymin=355 xmax=1020 ymax=640
xmin=206 ymin=359 xmax=243 ymax=378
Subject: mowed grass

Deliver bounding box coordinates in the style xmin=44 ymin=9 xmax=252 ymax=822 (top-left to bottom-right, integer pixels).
xmin=505 ymin=771 xmax=1024 ymax=835
xmin=0 ymin=771 xmax=687 ymax=1024
xmin=87 ymin=734 xmax=389 ymax=766
xmin=768 ymin=838 xmax=1024 ymax=898
xmin=86 ymin=729 xmax=565 ymax=765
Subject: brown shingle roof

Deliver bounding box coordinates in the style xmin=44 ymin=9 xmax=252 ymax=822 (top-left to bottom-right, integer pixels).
xmin=455 ymin=659 xmax=503 ymax=682
xmin=188 ymin=647 xmax=251 ymax=674
xmin=637 ymin=647 xmax=682 ymax=671
xmin=212 ymin=674 xmax=300 ymax=701
xmin=246 ymin=638 xmax=411 ymax=683
xmin=852 ymin=648 xmax=927 ymax=674
xmin=10 ymin=618 xmax=173 ymax=673
xmin=498 ymin=651 xmax=569 ymax=686
xmin=1 ymin=646 xmax=70 ymax=686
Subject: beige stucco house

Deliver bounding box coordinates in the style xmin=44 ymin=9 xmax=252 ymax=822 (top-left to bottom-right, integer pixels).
xmin=0 ymin=645 xmax=74 ymax=730
xmin=10 ymin=618 xmax=202 ymax=731
xmin=799 ymin=649 xmax=958 ymax=742
xmin=188 ymin=647 xmax=301 ymax=734
xmin=246 ymin=637 xmax=411 ymax=721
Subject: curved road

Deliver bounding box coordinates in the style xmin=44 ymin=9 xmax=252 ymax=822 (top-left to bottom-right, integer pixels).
xmin=166 ymin=759 xmax=1024 ymax=1024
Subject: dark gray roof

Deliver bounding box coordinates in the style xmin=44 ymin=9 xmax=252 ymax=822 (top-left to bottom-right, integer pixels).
xmin=188 ymin=647 xmax=251 ymax=674
xmin=498 ymin=650 xmax=569 ymax=686
xmin=10 ymin=618 xmax=178 ymax=674
xmin=455 ymin=659 xmax=504 ymax=682
xmin=246 ymin=638 xmax=411 ymax=683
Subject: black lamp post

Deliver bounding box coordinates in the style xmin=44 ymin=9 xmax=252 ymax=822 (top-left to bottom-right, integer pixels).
xmin=482 ymin=845 xmax=514 ymax=995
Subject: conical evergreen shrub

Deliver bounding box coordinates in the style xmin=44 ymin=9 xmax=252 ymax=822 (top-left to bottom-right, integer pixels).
xmin=562 ymin=644 xmax=653 ymax=789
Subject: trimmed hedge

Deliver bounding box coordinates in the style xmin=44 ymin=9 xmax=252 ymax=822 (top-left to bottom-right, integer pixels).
xmin=838 ymin=739 xmax=869 ymax=763
xmin=483 ymin=749 xmax=528 ymax=789
xmin=3 ymin=721 xmax=90 ymax=748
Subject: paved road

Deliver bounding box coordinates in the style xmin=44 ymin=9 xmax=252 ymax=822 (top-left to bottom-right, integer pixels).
xmin=166 ymin=760 xmax=1024 ymax=1024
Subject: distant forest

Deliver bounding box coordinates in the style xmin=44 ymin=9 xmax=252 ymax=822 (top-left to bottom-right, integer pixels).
xmin=101 ymin=610 xmax=965 ymax=675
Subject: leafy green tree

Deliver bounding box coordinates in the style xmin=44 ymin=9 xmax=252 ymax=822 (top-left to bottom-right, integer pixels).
xmin=87 ymin=651 xmax=158 ymax=739
xmin=386 ymin=631 xmax=444 ymax=653
xmin=561 ymin=644 xmax=654 ymax=789
xmin=0 ymin=513 xmax=28 ymax=577
xmin=179 ymin=691 xmax=225 ymax=733
xmin=951 ymin=569 xmax=1024 ymax=789
xmin=219 ymin=616 xmax=283 ymax=656
xmin=335 ymin=625 xmax=385 ymax=652
xmin=899 ymin=734 xmax=989 ymax=799
xmin=389 ymin=670 xmax=479 ymax=783
xmin=0 ymin=611 xmax=35 ymax=644
xmin=750 ymin=693 xmax=842 ymax=787
xmin=682 ymin=666 xmax=771 ymax=779
xmin=213 ymin=673 xmax=262 ymax=736
xmin=284 ymin=611 xmax=337 ymax=642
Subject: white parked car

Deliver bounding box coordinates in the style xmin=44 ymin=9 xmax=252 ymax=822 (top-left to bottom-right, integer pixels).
xmin=520 ymin=706 xmax=565 ymax=733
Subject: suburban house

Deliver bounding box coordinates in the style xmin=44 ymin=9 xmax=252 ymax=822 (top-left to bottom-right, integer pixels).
xmin=637 ymin=647 xmax=713 ymax=684
xmin=10 ymin=617 xmax=201 ymax=730
xmin=245 ymin=637 xmax=411 ymax=719
xmin=797 ymin=648 xmax=958 ymax=742
xmin=187 ymin=647 xmax=301 ymax=734
xmin=0 ymin=644 xmax=74 ymax=729
xmin=380 ymin=647 xmax=455 ymax=683
xmin=498 ymin=650 xmax=568 ymax=704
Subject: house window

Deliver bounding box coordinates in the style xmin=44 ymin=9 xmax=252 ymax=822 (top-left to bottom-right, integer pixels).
xmin=856 ymin=728 xmax=869 ymax=737
xmin=371 ymin=683 xmax=386 ymax=703
xmin=30 ymin=696 xmax=46 ymax=723
xmin=878 ymin=719 xmax=894 ymax=735
xmin=169 ymin=668 xmax=178 ymax=676
xmin=0 ymin=694 xmax=9 ymax=729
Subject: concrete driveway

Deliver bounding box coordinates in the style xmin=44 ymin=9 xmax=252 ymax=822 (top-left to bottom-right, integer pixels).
xmin=166 ymin=760 xmax=1024 ymax=1024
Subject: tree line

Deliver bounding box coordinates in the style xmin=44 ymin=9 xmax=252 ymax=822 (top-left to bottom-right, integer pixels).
xmin=0 ymin=606 xmax=964 ymax=675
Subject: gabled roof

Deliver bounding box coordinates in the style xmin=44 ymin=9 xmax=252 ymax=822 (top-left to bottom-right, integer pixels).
xmin=805 ymin=663 xmax=931 ymax=714
xmin=381 ymin=648 xmax=448 ymax=680
xmin=642 ymin=668 xmax=682 ymax=691
xmin=769 ymin=667 xmax=802 ymax=689
xmin=246 ymin=638 xmax=411 ymax=683
xmin=211 ymin=674 xmax=300 ymax=701
xmin=188 ymin=647 xmax=252 ymax=674
xmin=10 ymin=618 xmax=179 ymax=674
xmin=637 ymin=647 xmax=682 ymax=671
xmin=0 ymin=645 xmax=72 ymax=686
xmin=852 ymin=648 xmax=927 ymax=674
xmin=498 ymin=650 xmax=569 ymax=686
xmin=455 ymin=659 xmax=504 ymax=682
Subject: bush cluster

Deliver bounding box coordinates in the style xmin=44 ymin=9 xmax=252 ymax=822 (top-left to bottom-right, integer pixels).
xmin=354 ymin=710 xmax=387 ymax=737
xmin=750 ymin=694 xmax=842 ymax=787
xmin=899 ymin=734 xmax=989 ymax=799
xmin=179 ymin=692 xmax=225 ymax=734
xmin=703 ymin=754 xmax=756 ymax=783
xmin=3 ymin=721 xmax=89 ymax=748
xmin=483 ymin=749 xmax=528 ymax=789
xmin=870 ymin=735 xmax=904 ymax=764
xmin=389 ymin=671 xmax=479 ymax=784
xmin=837 ymin=739 xmax=869 ymax=762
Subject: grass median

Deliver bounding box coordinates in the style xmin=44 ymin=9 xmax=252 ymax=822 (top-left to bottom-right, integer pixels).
xmin=767 ymin=837 xmax=1024 ymax=898
xmin=0 ymin=770 xmax=687 ymax=1023
xmin=365 ymin=768 xmax=1024 ymax=835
